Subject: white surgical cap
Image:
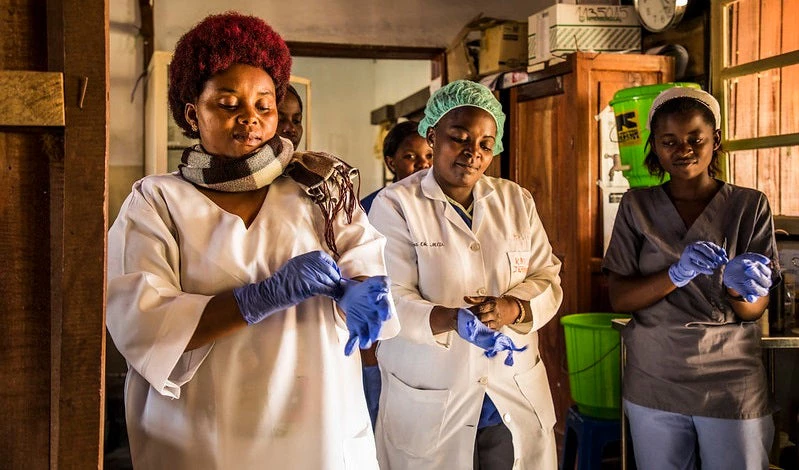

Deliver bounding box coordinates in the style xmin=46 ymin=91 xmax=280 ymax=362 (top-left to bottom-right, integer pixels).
xmin=647 ymin=87 xmax=721 ymax=131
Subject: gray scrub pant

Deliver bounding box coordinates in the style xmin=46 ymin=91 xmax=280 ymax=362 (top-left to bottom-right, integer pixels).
xmin=624 ymin=399 xmax=774 ymax=470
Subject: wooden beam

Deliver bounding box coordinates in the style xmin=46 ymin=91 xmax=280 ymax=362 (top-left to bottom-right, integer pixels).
xmin=50 ymin=0 xmax=108 ymax=467
xmin=138 ymin=0 xmax=154 ymax=70
xmin=393 ymin=87 xmax=430 ymax=120
xmin=286 ymin=41 xmax=444 ymax=60
xmin=0 ymin=71 xmax=64 ymax=126
xmin=370 ymin=104 xmax=395 ymax=125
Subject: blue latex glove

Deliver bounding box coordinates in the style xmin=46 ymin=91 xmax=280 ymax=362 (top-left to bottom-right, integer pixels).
xmin=337 ymin=276 xmax=391 ymax=356
xmin=723 ymin=253 xmax=772 ymax=303
xmin=668 ymin=241 xmax=729 ymax=287
xmin=233 ymin=250 xmax=342 ymax=325
xmin=456 ymin=309 xmax=527 ymax=366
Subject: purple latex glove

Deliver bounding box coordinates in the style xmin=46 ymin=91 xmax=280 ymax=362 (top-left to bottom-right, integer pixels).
xmin=456 ymin=309 xmax=527 ymax=366
xmin=669 ymin=241 xmax=728 ymax=287
xmin=233 ymin=251 xmax=342 ymax=325
xmin=337 ymin=276 xmax=391 ymax=356
xmin=723 ymin=253 xmax=772 ymax=303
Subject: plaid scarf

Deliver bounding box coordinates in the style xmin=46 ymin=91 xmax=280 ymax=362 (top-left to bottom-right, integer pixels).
xmin=179 ymin=136 xmax=360 ymax=256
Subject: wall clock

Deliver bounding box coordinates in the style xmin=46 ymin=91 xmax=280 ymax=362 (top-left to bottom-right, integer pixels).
xmin=634 ymin=0 xmax=688 ymax=32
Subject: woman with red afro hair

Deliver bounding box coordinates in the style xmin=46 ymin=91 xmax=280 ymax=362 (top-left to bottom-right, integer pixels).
xmin=106 ymin=11 xmax=399 ymax=469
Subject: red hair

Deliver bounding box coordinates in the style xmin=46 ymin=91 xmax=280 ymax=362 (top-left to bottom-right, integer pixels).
xmin=168 ymin=12 xmax=292 ymax=138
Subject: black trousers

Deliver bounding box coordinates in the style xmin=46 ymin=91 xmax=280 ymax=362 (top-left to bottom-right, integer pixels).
xmin=473 ymin=422 xmax=515 ymax=470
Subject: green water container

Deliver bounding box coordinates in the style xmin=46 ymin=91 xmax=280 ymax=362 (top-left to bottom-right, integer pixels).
xmin=560 ymin=313 xmax=631 ymax=419
xmin=609 ymin=82 xmax=701 ymax=188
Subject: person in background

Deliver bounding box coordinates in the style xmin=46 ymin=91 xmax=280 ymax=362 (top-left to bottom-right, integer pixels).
xmin=369 ymin=80 xmax=563 ymax=469
xmin=277 ymin=83 xmax=303 ymax=150
xmin=360 ymin=120 xmax=432 ymax=214
xmin=603 ymin=87 xmax=777 ymax=470
xmin=106 ymin=12 xmax=398 ymax=469
xmin=359 ymin=120 xmax=432 ymax=429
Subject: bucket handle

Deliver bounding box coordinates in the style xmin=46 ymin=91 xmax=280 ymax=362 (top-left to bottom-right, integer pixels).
xmin=567 ymin=342 xmax=620 ymax=376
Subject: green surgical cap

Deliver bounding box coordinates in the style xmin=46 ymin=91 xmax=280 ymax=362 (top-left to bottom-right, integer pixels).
xmin=418 ymin=80 xmax=505 ymax=155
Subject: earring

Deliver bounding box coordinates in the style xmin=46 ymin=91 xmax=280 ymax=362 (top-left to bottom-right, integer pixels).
xmin=190 ymin=123 xmax=198 ymax=132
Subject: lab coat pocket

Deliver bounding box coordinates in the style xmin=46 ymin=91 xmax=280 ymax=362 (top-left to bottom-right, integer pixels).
xmin=383 ymin=372 xmax=450 ymax=458
xmin=514 ymin=359 xmax=556 ymax=429
xmin=507 ymin=251 xmax=531 ymax=285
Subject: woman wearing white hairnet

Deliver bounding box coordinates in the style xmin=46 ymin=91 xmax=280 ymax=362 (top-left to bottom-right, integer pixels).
xmin=369 ymin=80 xmax=563 ymax=470
xmin=603 ymin=88 xmax=777 ymax=469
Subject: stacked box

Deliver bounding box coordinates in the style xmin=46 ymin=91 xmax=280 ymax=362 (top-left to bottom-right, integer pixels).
xmin=528 ymin=4 xmax=641 ymax=71
xmin=479 ymin=22 xmax=529 ymax=75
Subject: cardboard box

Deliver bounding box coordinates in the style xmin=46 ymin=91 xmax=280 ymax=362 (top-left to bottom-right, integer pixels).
xmin=479 ymin=22 xmax=529 ymax=75
xmin=527 ymin=4 xmax=640 ymax=71
xmin=446 ymin=15 xmax=513 ymax=81
xmin=447 ymin=38 xmax=479 ymax=81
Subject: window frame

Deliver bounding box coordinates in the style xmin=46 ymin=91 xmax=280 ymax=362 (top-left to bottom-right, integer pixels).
xmin=711 ymin=0 xmax=799 ymax=226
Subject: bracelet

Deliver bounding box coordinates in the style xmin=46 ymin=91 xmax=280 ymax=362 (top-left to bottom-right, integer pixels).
xmin=726 ymin=290 xmax=745 ymax=302
xmin=505 ymin=296 xmax=526 ymax=325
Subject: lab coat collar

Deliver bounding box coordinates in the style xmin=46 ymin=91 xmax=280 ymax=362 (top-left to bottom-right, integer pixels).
xmin=420 ymin=169 xmax=496 ymax=235
xmin=420 ymin=168 xmax=497 ymax=205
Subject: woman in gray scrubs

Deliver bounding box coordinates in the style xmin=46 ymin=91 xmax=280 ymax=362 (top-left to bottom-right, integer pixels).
xmin=602 ymin=88 xmax=777 ymax=470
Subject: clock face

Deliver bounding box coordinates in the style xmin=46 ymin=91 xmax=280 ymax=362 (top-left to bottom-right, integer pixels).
xmin=636 ymin=0 xmax=684 ymax=32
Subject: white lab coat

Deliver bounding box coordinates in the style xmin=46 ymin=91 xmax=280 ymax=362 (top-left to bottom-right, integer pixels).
xmin=368 ymin=169 xmax=563 ymax=470
xmin=106 ymin=173 xmax=400 ymax=470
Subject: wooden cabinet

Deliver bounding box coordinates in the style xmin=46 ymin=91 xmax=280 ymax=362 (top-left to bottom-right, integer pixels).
xmin=505 ymin=52 xmax=674 ymax=437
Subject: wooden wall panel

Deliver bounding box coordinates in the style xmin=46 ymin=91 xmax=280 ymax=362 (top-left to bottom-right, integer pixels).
xmin=759 ymin=0 xmax=781 ymax=60
xmin=510 ymin=90 xmax=572 ymax=440
xmin=757 ymin=147 xmax=781 ymax=210
xmin=510 ymin=94 xmax=558 ymax=227
xmin=54 ymin=0 xmax=109 ymax=467
xmin=781 ymin=64 xmax=799 ymax=136
xmin=731 ymin=149 xmax=757 ymax=188
xmin=729 ymin=0 xmax=759 ymax=141
xmin=782 ymin=0 xmax=799 ymax=54
xmin=734 ymin=0 xmax=761 ymax=65
xmin=1 ymin=0 xmax=107 ymax=468
xmin=779 ymin=146 xmax=799 ymax=215
xmin=731 ymin=74 xmax=759 ymax=140
xmin=0 ymin=133 xmax=53 ymax=469
xmin=0 ymin=0 xmax=52 ymax=467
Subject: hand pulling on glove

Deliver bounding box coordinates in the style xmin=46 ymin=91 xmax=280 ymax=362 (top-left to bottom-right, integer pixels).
xmin=723 ymin=253 xmax=772 ymax=303
xmin=337 ymin=276 xmax=392 ymax=356
xmin=456 ymin=309 xmax=527 ymax=366
xmin=669 ymin=241 xmax=728 ymax=287
xmin=233 ymin=251 xmax=342 ymax=325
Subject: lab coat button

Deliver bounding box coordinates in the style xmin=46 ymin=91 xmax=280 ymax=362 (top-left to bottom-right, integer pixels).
xmin=477 ymin=288 xmax=487 ymax=295
xmin=503 ymin=413 xmax=512 ymax=423
xmin=478 ymin=376 xmax=488 ymax=385
xmin=470 ymin=242 xmax=480 ymax=251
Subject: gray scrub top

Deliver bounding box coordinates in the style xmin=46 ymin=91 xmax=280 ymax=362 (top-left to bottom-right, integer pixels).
xmin=602 ymin=181 xmax=777 ymax=419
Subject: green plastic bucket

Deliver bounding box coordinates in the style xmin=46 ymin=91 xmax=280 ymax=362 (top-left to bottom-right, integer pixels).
xmin=560 ymin=313 xmax=631 ymax=420
xmin=609 ymin=82 xmax=701 ymax=188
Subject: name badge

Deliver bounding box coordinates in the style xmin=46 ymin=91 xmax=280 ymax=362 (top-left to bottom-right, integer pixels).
xmin=412 ymin=241 xmax=445 ymax=247
xmin=508 ymin=251 xmax=531 ymax=274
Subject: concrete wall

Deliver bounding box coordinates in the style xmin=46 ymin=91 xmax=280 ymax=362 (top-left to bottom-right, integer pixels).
xmin=292 ymin=57 xmax=430 ymax=195
xmin=152 ymin=0 xmax=548 ymax=50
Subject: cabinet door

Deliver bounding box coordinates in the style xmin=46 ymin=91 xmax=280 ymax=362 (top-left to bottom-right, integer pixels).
xmin=573 ymin=55 xmax=673 ymax=314
xmin=509 ymin=84 xmax=574 ymax=438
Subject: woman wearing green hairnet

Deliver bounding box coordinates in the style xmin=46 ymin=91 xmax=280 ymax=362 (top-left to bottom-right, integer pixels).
xmin=368 ymin=80 xmax=564 ymax=469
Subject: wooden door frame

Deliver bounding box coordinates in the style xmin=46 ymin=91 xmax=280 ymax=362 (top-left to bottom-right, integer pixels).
xmin=47 ymin=0 xmax=109 ymax=467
